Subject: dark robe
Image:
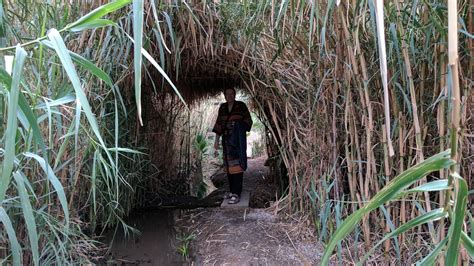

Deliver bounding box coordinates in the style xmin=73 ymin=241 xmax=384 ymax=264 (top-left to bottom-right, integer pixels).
xmin=212 ymin=101 xmax=252 ymax=174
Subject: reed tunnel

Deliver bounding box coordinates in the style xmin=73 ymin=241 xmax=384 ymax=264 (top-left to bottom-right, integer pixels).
xmin=130 ymin=52 xmax=288 ymax=208
xmin=2 ymin=0 xmax=472 ymax=264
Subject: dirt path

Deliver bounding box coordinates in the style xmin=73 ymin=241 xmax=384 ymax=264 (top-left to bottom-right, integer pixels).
xmin=105 ymin=157 xmax=323 ymax=265
xmin=177 ymin=157 xmax=323 ymax=265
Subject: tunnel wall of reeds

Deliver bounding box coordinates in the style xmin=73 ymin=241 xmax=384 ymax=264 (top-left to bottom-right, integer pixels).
xmin=135 ymin=77 xmax=226 ymax=199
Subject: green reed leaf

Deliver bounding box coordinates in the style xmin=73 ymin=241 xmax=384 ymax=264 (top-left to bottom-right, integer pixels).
xmin=70 ymin=19 xmax=116 ymax=32
xmin=133 ymin=0 xmax=144 ymax=125
xmin=321 ymin=150 xmax=454 ymax=265
xmin=13 ymin=171 xmax=39 ymax=266
xmin=358 ymin=208 xmax=446 ymax=265
xmin=405 ymin=180 xmax=450 ymax=193
xmin=41 ymin=40 xmax=113 ymax=87
xmin=0 ymin=45 xmax=27 ymax=202
xmin=67 ymin=0 xmax=131 ymax=32
xmin=446 ymin=173 xmax=468 ymax=265
xmin=417 ymin=238 xmax=448 ymax=266
xmin=123 ymin=31 xmax=188 ymax=110
xmin=461 ymin=231 xmax=474 ymax=260
xmin=24 ymin=152 xmax=69 ymax=226
xmin=0 ymin=207 xmax=22 ymax=265
xmin=0 ymin=69 xmax=46 ymax=154
xmin=47 ymin=28 xmax=116 ymax=174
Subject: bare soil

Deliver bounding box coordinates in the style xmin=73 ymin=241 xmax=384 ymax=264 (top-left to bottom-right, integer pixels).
xmin=177 ymin=208 xmax=323 ymax=265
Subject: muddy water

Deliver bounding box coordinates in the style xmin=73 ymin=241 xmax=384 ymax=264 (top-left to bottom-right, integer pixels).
xmin=106 ymin=210 xmax=183 ymax=265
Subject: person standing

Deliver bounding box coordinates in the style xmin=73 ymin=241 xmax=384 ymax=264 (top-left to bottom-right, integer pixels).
xmin=213 ymin=88 xmax=252 ymax=204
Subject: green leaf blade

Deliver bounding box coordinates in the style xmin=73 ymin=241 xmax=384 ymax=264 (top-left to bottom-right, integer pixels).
xmin=133 ymin=0 xmax=144 ymax=125
xmin=446 ymin=174 xmax=468 ymax=265
xmin=461 ymin=231 xmax=474 ymax=260
xmin=67 ymin=0 xmax=132 ymax=31
xmin=0 ymin=69 xmax=47 ymax=155
xmin=0 ymin=45 xmax=27 ymax=202
xmin=365 ymin=150 xmax=454 ymax=213
xmin=70 ymin=19 xmax=116 ymax=32
xmin=41 ymin=40 xmax=113 ymax=87
xmin=321 ymin=150 xmax=454 ymax=265
xmin=0 ymin=207 xmax=22 ymax=265
xmin=24 ymin=152 xmax=69 ymax=226
xmin=13 ymin=171 xmax=39 ymax=266
xmin=46 ymin=28 xmax=116 ymax=175
xmin=405 ymin=179 xmax=450 ymax=194
xmin=123 ymin=32 xmax=187 ymax=110
xmin=358 ymin=208 xmax=446 ymax=265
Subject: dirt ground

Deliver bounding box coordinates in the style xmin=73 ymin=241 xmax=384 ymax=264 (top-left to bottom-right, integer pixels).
xmin=176 ymin=156 xmax=323 ymax=265
xmin=177 ymin=208 xmax=323 ymax=265
xmin=105 ymin=156 xmax=323 ymax=265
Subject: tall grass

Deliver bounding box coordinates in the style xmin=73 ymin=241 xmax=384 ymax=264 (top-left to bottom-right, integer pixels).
xmin=0 ymin=0 xmax=154 ymax=263
xmin=0 ymin=0 xmax=471 ymax=264
xmin=321 ymin=0 xmax=471 ymax=264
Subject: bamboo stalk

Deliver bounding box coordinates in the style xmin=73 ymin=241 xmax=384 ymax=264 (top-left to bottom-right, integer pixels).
xmin=447 ymin=0 xmax=461 ymax=176
xmin=444 ymin=0 xmax=464 ymax=263
xmin=382 ymin=126 xmax=391 ymax=254
xmin=345 ymin=87 xmax=357 ymax=204
xmin=394 ymin=0 xmax=438 ymax=244
xmin=437 ymin=43 xmax=447 ymax=254
xmin=374 ymin=0 xmax=395 ymax=158
xmin=398 ymin=113 xmax=406 ymax=246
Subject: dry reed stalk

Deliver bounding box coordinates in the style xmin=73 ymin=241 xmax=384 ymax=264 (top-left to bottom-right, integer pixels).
xmin=437 ymin=43 xmax=447 ymax=253
xmin=348 ymin=45 xmax=373 ymax=248
xmin=398 ymin=113 xmax=406 ymax=246
xmin=403 ymin=49 xmax=424 ymax=161
xmin=374 ymin=0 xmax=394 ymax=158
xmin=351 ymin=112 xmax=364 ymax=202
xmin=446 ymin=0 xmax=467 ymax=263
xmin=359 ymin=56 xmax=374 ymax=225
xmin=339 ymin=7 xmax=364 ymax=220
xmin=344 ymin=91 xmax=356 ymax=203
xmin=331 ymin=85 xmax=339 ymax=200
xmin=284 ymin=100 xmax=302 ymax=210
xmin=393 ymin=0 xmax=425 ymax=160
xmin=446 ymin=0 xmax=462 ymax=209
xmin=393 ymin=0 xmax=438 ymax=245
xmin=382 ymin=126 xmax=391 ymax=253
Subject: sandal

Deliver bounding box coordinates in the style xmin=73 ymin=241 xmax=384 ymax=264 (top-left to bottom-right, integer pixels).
xmin=228 ymin=194 xmax=240 ymax=204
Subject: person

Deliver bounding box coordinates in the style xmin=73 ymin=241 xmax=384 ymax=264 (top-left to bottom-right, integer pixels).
xmin=212 ymin=88 xmax=252 ymax=204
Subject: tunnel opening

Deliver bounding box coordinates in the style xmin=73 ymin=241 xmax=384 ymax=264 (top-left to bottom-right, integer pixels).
xmin=101 ymin=28 xmax=299 ymax=260
xmin=105 ymin=56 xmax=291 ymax=263
xmin=127 ymin=59 xmax=289 ymax=210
